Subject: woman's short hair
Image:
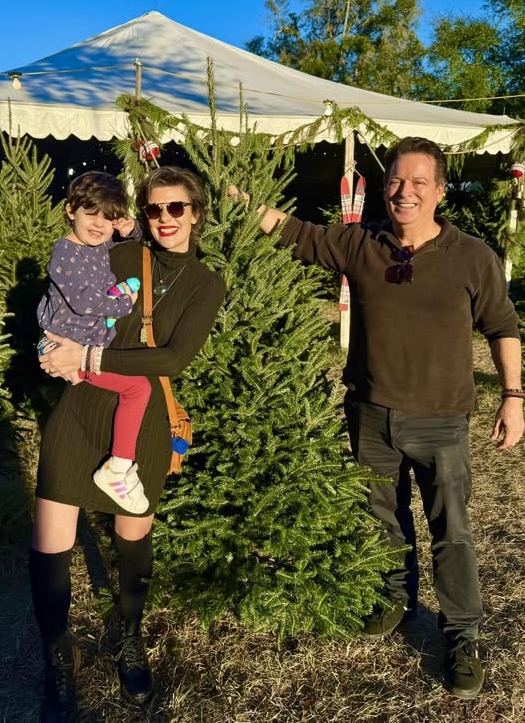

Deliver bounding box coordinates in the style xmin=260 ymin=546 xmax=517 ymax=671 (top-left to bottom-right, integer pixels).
xmin=384 ymin=137 xmax=447 ymax=187
xmin=136 ymin=166 xmax=208 ymax=244
xmin=66 ymin=171 xmax=129 ymax=221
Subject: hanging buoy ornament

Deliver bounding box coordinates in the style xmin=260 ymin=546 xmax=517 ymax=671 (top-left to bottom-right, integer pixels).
xmin=510 ymin=162 xmax=525 ymax=207
xmin=139 ymin=140 xmax=160 ymax=162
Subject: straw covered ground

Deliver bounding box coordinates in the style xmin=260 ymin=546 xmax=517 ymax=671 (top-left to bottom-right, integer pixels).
xmin=1 ymin=336 xmax=524 ymax=722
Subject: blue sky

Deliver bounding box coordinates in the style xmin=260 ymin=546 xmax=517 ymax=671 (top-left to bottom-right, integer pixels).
xmin=1 ymin=0 xmax=481 ymax=72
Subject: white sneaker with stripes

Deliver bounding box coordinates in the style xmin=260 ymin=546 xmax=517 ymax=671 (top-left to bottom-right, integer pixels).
xmin=93 ymin=462 xmax=149 ymax=514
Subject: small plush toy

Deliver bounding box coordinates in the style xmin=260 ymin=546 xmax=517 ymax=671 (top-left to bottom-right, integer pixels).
xmin=106 ymin=277 xmax=141 ymax=328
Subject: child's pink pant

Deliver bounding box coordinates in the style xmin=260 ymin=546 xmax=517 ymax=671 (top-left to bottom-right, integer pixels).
xmin=79 ymin=371 xmax=151 ymax=460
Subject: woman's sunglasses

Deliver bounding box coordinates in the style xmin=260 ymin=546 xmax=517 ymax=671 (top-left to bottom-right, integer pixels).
xmin=143 ymin=201 xmax=192 ymax=220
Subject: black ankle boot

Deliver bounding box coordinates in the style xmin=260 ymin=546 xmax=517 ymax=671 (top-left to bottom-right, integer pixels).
xmin=115 ymin=620 xmax=154 ymax=706
xmin=40 ymin=635 xmax=81 ymax=722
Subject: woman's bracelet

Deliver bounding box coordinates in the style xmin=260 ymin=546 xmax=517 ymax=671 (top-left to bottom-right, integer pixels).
xmin=501 ymin=388 xmax=525 ymax=399
xmin=84 ymin=345 xmax=104 ymax=375
xmin=92 ymin=346 xmax=103 ymax=375
xmin=80 ymin=345 xmax=89 ymax=372
xmin=85 ymin=346 xmax=92 ymax=372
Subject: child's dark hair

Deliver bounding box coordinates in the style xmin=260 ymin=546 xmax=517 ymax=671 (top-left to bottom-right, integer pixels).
xmin=66 ymin=171 xmax=129 ymax=221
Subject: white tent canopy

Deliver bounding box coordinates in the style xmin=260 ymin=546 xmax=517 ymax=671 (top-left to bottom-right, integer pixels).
xmin=0 ymin=11 xmax=519 ymax=152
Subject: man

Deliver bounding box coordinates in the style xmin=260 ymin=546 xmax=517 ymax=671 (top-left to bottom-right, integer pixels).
xmin=229 ymin=136 xmax=524 ymax=699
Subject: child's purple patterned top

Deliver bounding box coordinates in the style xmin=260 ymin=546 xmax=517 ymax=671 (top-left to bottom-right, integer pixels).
xmin=37 ymin=236 xmax=137 ymax=347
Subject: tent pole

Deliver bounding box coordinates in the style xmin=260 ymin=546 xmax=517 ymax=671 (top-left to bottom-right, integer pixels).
xmin=356 ymin=131 xmax=385 ymax=173
xmin=134 ymin=58 xmax=143 ymax=100
xmin=340 ymin=132 xmax=355 ymax=350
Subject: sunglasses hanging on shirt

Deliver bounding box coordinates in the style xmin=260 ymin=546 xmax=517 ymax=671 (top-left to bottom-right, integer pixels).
xmin=385 ymin=245 xmax=414 ymax=284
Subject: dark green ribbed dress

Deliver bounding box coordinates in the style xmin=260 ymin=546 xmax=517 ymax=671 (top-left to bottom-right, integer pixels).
xmin=36 ymin=241 xmax=226 ymax=516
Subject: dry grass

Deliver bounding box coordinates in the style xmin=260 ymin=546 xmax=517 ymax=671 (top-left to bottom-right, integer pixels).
xmin=1 ymin=336 xmax=524 ymax=722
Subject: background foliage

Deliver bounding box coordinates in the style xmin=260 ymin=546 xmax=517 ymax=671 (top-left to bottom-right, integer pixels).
xmin=0 ymin=133 xmax=65 ymax=410
xmin=248 ymin=0 xmax=525 ymax=117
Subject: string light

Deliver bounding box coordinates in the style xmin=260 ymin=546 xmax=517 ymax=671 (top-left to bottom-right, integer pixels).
xmin=9 ymin=73 xmax=22 ymax=90
xmin=67 ymin=161 xmax=87 ymax=177
xmin=324 ymin=100 xmax=334 ymax=116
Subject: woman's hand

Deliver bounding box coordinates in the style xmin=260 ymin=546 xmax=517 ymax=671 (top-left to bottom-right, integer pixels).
xmin=64 ymin=371 xmax=84 ymax=385
xmin=39 ymin=332 xmax=84 ymax=377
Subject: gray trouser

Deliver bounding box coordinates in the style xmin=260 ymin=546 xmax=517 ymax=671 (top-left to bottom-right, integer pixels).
xmin=345 ymin=394 xmax=483 ymax=641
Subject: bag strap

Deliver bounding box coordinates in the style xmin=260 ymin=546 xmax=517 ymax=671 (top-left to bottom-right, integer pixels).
xmin=142 ymin=246 xmax=190 ymax=472
xmin=141 ymin=244 xmax=154 ymax=343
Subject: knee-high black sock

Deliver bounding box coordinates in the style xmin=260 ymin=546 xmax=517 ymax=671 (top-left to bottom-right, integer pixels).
xmin=114 ymin=531 xmax=153 ymax=634
xmin=29 ymin=547 xmax=72 ymax=653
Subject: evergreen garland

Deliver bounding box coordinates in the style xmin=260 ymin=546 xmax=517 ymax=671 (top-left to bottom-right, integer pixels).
xmin=445 ymin=120 xmax=525 ymax=177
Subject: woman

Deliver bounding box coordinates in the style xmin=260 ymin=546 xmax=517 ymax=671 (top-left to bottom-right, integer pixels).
xmin=33 ymin=166 xmax=226 ymax=720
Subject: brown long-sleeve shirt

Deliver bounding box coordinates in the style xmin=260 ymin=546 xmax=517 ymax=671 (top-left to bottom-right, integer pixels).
xmin=280 ymin=216 xmax=519 ymax=416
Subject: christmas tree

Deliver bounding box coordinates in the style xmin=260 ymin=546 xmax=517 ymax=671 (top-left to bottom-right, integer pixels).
xmin=0 ymin=129 xmax=65 ymax=408
xmin=0 ymin=127 xmax=65 ymax=542
xmin=116 ymin=68 xmax=397 ymax=639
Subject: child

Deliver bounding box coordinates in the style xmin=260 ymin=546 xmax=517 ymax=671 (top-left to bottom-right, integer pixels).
xmin=37 ymin=171 xmax=151 ymax=514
